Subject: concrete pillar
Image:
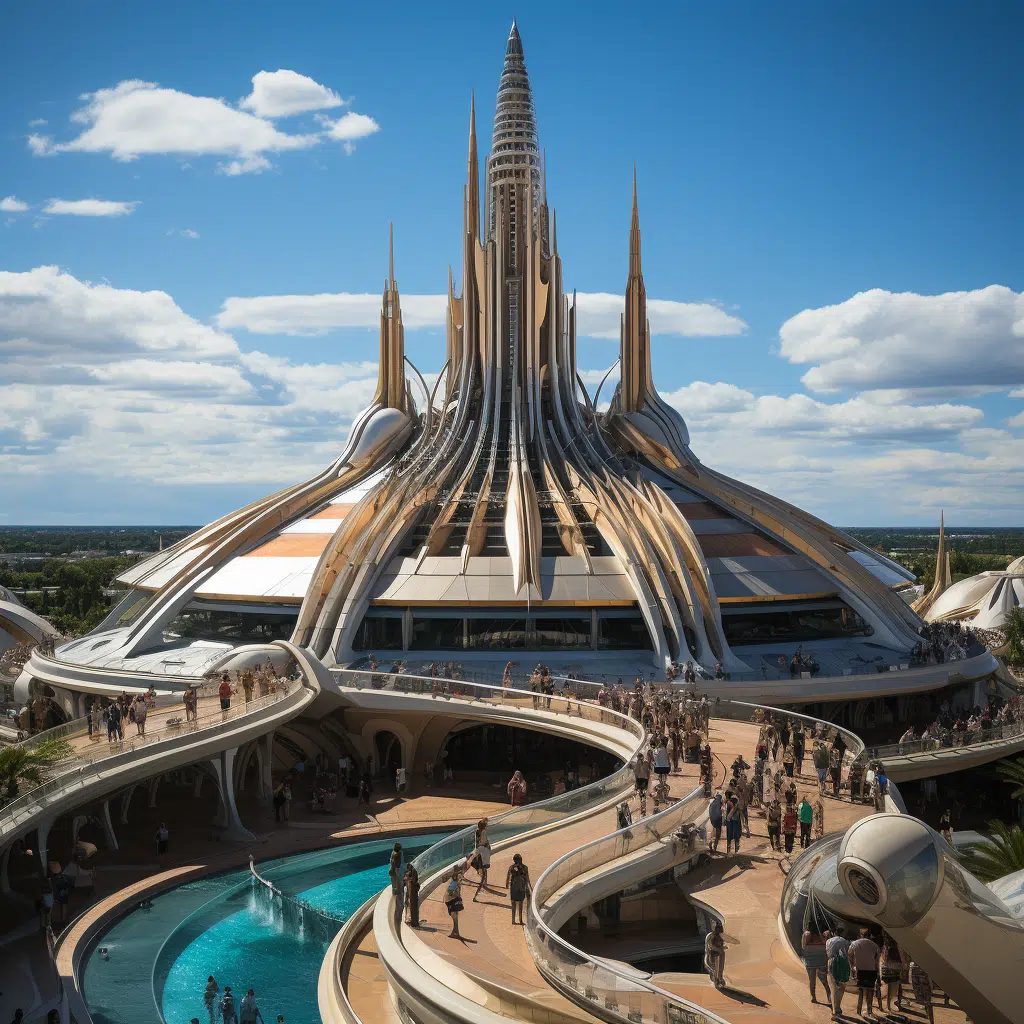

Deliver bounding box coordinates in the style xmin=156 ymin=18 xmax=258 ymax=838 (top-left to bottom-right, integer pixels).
xmin=208 ymin=748 xmax=256 ymax=842
xmin=254 ymin=731 xmax=275 ymax=806
xmin=193 ymin=769 xmax=204 ymax=798
xmin=101 ymin=800 xmax=119 ymax=852
xmin=148 ymin=775 xmax=161 ymax=809
xmin=120 ymin=785 xmax=137 ymax=825
xmin=71 ymin=815 xmax=87 ymax=846
xmin=37 ymin=817 xmax=54 ymax=874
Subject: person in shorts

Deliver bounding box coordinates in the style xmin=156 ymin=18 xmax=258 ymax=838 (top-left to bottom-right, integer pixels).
xmin=848 ymin=928 xmax=880 ymax=1018
xmin=218 ymin=674 xmax=233 ymax=714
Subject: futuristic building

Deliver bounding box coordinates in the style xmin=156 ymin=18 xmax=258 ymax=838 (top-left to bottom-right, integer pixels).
xmin=17 ymin=22 xmax=999 ymax=712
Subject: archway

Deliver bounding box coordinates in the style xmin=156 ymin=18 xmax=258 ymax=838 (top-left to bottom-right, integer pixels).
xmin=374 ymin=730 xmax=403 ymax=785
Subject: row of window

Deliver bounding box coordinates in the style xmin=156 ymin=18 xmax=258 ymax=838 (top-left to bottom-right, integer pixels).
xmin=353 ymin=613 xmax=654 ymax=651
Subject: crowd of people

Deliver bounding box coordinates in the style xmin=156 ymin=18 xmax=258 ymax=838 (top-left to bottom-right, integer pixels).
xmin=200 ymin=977 xmax=279 ymax=1023
xmin=804 ymin=923 xmax=939 ymax=1023
xmin=892 ymin=692 xmax=1023 ymax=754
xmin=910 ymin=620 xmax=979 ymax=666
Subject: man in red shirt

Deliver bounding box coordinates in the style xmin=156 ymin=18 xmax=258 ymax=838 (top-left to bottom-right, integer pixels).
xmin=218 ymin=673 xmax=233 ymax=716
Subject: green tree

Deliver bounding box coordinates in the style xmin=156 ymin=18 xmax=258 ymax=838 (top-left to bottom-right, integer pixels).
xmin=1004 ymin=607 xmax=1024 ymax=667
xmin=0 ymin=737 xmax=74 ymax=802
xmin=958 ymin=820 xmax=1024 ymax=883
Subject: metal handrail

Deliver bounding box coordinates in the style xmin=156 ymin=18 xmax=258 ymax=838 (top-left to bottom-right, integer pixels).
xmin=873 ymin=718 xmax=1024 ymax=759
xmin=0 ymin=679 xmax=302 ymax=835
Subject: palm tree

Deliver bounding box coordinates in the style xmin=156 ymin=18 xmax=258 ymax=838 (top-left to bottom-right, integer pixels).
xmin=959 ymin=820 xmax=1024 ymax=883
xmin=996 ymin=755 xmax=1024 ymax=801
xmin=0 ymin=737 xmax=74 ymax=802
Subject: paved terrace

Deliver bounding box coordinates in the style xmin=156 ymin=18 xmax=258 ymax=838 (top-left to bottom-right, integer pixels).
xmin=362 ymin=712 xmax=971 ymax=1024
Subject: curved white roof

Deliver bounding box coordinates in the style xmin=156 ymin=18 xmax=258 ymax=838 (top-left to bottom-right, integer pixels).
xmin=927 ymin=569 xmax=1024 ymax=629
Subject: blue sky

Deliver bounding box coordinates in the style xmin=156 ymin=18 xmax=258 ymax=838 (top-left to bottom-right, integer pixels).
xmin=1 ymin=1 xmax=1021 ymax=525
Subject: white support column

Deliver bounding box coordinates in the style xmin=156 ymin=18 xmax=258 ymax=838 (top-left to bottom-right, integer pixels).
xmin=193 ymin=769 xmax=204 ymax=798
xmin=208 ymin=748 xmax=256 ymax=842
xmin=147 ymin=775 xmax=161 ymax=809
xmin=37 ymin=816 xmax=55 ymax=874
xmin=254 ymin=731 xmax=275 ymax=806
xmin=101 ymin=799 xmax=119 ymax=852
xmin=120 ymin=785 xmax=137 ymax=824
xmin=71 ymin=815 xmax=87 ymax=847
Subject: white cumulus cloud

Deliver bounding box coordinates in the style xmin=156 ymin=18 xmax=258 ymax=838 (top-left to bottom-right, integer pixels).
xmin=323 ymin=111 xmax=380 ymax=153
xmin=217 ymin=292 xmax=449 ymax=334
xmin=1 ymin=196 xmax=30 ymax=213
xmin=43 ymin=198 xmax=138 ymax=217
xmin=30 ymin=79 xmax=320 ymax=166
xmin=28 ymin=73 xmax=379 ymax=174
xmin=780 ymin=285 xmax=1024 ymax=393
xmin=574 ymin=292 xmax=746 ymax=339
xmin=240 ymin=69 xmax=343 ymax=118
xmin=217 ymin=291 xmax=745 ymax=339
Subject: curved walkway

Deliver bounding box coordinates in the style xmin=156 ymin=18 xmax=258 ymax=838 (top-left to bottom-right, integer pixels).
xmin=0 ymin=665 xmax=316 ymax=861
xmin=878 ymin=722 xmax=1024 ymax=781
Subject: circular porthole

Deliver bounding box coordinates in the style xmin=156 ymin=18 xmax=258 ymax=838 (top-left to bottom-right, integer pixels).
xmin=846 ymin=867 xmax=881 ymax=906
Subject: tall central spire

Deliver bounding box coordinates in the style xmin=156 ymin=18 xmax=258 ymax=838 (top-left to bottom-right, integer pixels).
xmin=488 ymin=18 xmax=541 ymax=237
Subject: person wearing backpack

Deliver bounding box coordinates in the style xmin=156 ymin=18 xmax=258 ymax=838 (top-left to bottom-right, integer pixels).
xmin=825 ymin=929 xmax=851 ymax=1020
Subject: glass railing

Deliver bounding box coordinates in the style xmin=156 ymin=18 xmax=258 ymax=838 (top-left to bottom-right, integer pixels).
xmin=331 ymin=667 xmax=639 ymax=737
xmin=870 ymin=717 xmax=1024 ymax=758
xmin=330 ymin=670 xmax=648 ymax=886
xmin=524 ymin=698 xmax=867 ymax=1024
xmin=0 ymin=677 xmax=306 ymax=834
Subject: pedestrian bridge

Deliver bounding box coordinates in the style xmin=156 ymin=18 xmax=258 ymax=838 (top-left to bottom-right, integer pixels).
xmin=876 ymin=721 xmax=1024 ymax=781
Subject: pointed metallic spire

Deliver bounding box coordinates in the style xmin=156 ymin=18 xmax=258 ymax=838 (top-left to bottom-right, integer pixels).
xmin=507 ymin=17 xmax=523 ymax=55
xmin=388 ymin=221 xmax=395 ymax=287
xmin=466 ymin=91 xmax=479 ymax=240
xmin=629 ymin=164 xmax=641 ymax=276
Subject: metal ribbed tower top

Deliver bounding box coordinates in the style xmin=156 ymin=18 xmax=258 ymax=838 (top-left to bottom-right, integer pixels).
xmin=488 ymin=19 xmax=542 ymax=237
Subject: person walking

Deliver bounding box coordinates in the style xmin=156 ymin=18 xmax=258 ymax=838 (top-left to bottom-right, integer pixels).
xmin=814 ymin=795 xmax=825 ymax=841
xmin=825 ymin=929 xmax=851 ymax=1020
xmin=909 ymin=960 xmax=935 ymax=1024
xmin=783 ymin=742 xmax=795 ymax=778
xmin=798 ymin=795 xmax=814 ymax=848
xmin=766 ymin=799 xmax=782 ymax=852
xmin=704 ymin=921 xmax=726 ymax=988
xmin=388 ymin=843 xmax=405 ymax=914
xmin=725 ymin=794 xmax=742 ymax=854
xmin=708 ymin=793 xmax=723 ymax=853
xmin=445 ymin=866 xmax=465 ymax=939
xmin=782 ymin=804 xmax=798 ymax=854
xmin=133 ymin=695 xmax=148 ymax=736
xmin=220 ymin=986 xmax=238 ymax=1024
xmin=404 ymin=864 xmax=420 ymax=928
xmin=218 ymin=674 xmax=233 ymax=717
xmin=813 ymin=741 xmax=829 ymax=790
xmin=633 ymin=755 xmax=650 ymax=816
xmin=506 ymin=853 xmax=532 ymax=925
xmin=155 ymin=822 xmax=169 ymax=864
xmin=282 ymin=781 xmax=292 ymax=821
xmin=848 ymin=927 xmax=880 ymax=1018
xmin=471 ymin=819 xmax=492 ymax=900
xmin=507 ymin=770 xmax=527 ymax=806
xmin=879 ymin=934 xmax=904 ymax=1015
xmin=239 ymin=989 xmax=264 ymax=1024
xmin=203 ymin=977 xmax=220 ymax=1024
xmin=829 ymin=745 xmax=842 ymax=797
xmin=801 ymin=925 xmax=832 ymax=1006
xmin=242 ymin=671 xmax=255 ymax=705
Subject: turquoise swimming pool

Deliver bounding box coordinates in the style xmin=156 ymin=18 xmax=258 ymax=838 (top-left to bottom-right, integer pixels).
xmin=81 ymin=834 xmax=443 ymax=1024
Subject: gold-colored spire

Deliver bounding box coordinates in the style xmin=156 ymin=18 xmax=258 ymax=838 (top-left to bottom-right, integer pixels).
xmin=466 ymin=91 xmax=479 ymax=241
xmin=629 ymin=163 xmax=641 ymax=277
xmin=388 ymin=220 xmax=395 ymax=287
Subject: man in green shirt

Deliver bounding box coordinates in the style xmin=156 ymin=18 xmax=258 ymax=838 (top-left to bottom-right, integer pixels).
xmin=798 ymin=796 xmax=814 ymax=848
